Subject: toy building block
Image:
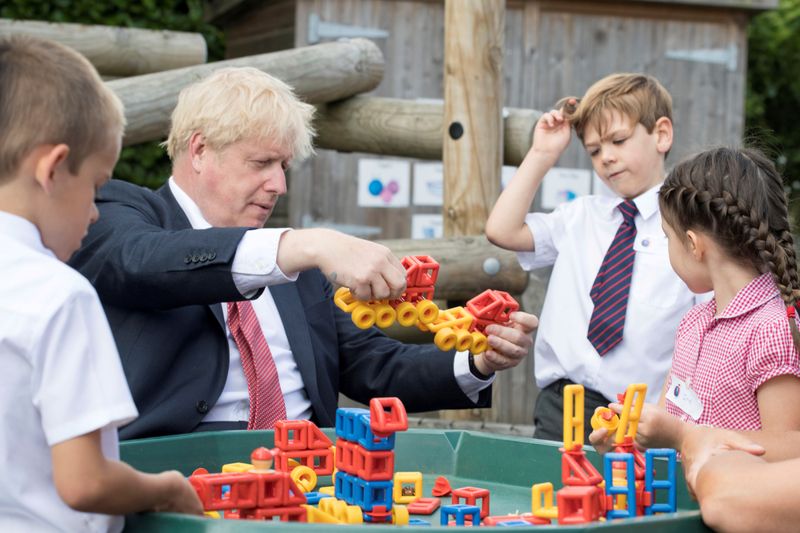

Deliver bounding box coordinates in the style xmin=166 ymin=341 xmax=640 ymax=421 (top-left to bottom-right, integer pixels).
xmin=291 ymin=465 xmax=317 ymax=493
xmin=563 ymin=384 xmax=585 ymax=450
xmin=432 ymin=475 xmax=452 ymax=496
xmin=604 ymin=453 xmax=637 ymax=519
xmin=497 ymin=519 xmax=533 ymax=527
xmin=336 ymin=408 xmax=371 ymax=441
xmin=441 ymin=503 xmax=481 ymax=526
xmin=408 ymin=518 xmax=433 ymax=526
xmin=354 ymin=446 xmax=395 ymax=480
xmin=319 ymin=485 xmax=335 ymax=496
xmin=318 ymin=497 xmax=364 ymax=524
xmin=483 ymin=513 xmax=551 ymax=526
xmin=363 ymin=504 xmax=393 ymax=523
xmin=304 ymin=491 xmax=325 ymax=505
xmin=304 ymin=504 xmax=341 ymax=524
xmin=613 ymin=436 xmax=647 ymax=481
xmin=393 ymin=471 xmax=423 ymax=504
xmin=557 ymin=485 xmax=602 ymax=525
xmin=561 ymin=446 xmax=603 ymax=486
xmin=644 ymin=448 xmax=677 ymax=515
xmin=403 ymin=255 xmax=439 ymax=288
xmin=531 ymin=482 xmax=559 ymax=520
xmin=407 ymin=497 xmax=441 ymax=515
xmin=591 ymin=407 xmax=620 ymax=432
xmin=250 ymin=447 xmax=274 ymax=473
xmin=275 ymin=419 xmax=333 ymax=451
xmin=274 ymin=447 xmax=334 ymax=476
xmin=355 ymin=478 xmax=394 ymax=512
xmin=222 ymin=462 xmax=254 ymax=473
xmin=190 ymin=472 xmax=259 ymax=511
xmin=452 ymin=486 xmax=490 ymax=519
xmin=392 ymin=504 xmax=410 ymax=525
xmin=614 ymin=383 xmax=647 ymax=446
xmin=465 ymin=289 xmax=520 ymax=333
xmin=424 ymin=307 xmax=476 ymax=352
xmin=370 ymin=397 xmax=408 ymax=437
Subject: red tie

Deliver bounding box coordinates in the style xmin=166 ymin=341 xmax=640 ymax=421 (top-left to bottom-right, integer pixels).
xmin=226 ymin=301 xmax=286 ymax=429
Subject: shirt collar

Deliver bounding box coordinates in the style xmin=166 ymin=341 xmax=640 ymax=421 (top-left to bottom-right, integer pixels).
xmin=602 ymin=182 xmax=661 ymax=221
xmin=713 ymin=273 xmax=780 ymax=320
xmin=0 ymin=210 xmax=51 ymax=256
xmin=168 ymin=177 xmax=211 ymax=230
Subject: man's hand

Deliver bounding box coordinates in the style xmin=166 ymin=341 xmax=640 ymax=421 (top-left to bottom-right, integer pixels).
xmin=473 ymin=311 xmax=538 ymax=374
xmin=680 ymin=425 xmax=765 ymax=492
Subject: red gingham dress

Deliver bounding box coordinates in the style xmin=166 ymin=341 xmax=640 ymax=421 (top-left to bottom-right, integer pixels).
xmin=665 ymin=273 xmax=800 ymax=430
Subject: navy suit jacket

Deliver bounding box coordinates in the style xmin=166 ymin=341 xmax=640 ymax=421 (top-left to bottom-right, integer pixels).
xmin=70 ymin=180 xmax=488 ymax=439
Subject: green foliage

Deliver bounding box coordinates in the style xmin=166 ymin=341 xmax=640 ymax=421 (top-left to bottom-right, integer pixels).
xmin=0 ymin=0 xmax=225 ymax=189
xmin=746 ymin=0 xmax=800 ymax=213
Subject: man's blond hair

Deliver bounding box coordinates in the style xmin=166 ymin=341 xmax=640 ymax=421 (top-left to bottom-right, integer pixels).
xmin=164 ymin=67 xmax=315 ymax=162
xmin=0 ymin=35 xmax=125 ymax=182
xmin=561 ymin=73 xmax=672 ymax=141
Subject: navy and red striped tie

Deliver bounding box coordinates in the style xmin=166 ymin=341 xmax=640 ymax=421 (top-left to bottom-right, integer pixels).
xmin=587 ymin=200 xmax=638 ymax=356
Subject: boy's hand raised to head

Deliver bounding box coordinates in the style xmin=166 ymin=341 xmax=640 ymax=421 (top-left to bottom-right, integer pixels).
xmin=530 ymin=105 xmax=574 ymax=165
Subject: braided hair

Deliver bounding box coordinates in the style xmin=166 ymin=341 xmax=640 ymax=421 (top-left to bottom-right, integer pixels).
xmin=658 ymin=147 xmax=800 ymax=351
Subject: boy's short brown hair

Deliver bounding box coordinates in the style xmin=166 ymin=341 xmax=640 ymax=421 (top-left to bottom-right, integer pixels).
xmin=0 ymin=35 xmax=125 ymax=182
xmin=560 ymin=73 xmax=672 ymax=141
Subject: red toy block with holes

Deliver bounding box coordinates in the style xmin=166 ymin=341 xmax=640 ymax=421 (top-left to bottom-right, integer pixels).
xmin=275 ymin=448 xmax=334 ymax=476
xmin=274 ymin=420 xmax=310 ymax=451
xmin=561 ymin=445 xmax=602 ymax=486
xmin=369 ymin=397 xmax=408 ymax=437
xmin=402 ymin=255 xmax=439 ymax=288
xmin=557 ymin=485 xmax=602 ymax=525
xmin=407 ymin=497 xmax=441 ymax=515
xmin=255 ymin=471 xmax=291 ymax=507
xmin=432 ymin=475 xmax=452 ymax=496
xmin=452 ymin=486 xmax=491 ymax=519
xmin=335 ymin=438 xmax=355 ymax=474
xmin=241 ymin=506 xmax=307 ymax=522
xmin=307 ymin=422 xmax=333 ymax=449
xmin=466 ymin=289 xmax=520 ymax=333
xmin=614 ymin=437 xmax=647 ymax=481
xmin=190 ymin=472 xmax=259 ymax=511
xmin=354 ymin=446 xmax=395 ymax=481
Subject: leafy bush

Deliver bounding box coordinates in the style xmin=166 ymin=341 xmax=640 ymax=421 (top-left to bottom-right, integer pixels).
xmin=0 ymin=0 xmax=225 ymax=189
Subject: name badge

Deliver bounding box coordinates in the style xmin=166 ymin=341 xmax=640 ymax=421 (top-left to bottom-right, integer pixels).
xmin=665 ymin=375 xmax=703 ymax=421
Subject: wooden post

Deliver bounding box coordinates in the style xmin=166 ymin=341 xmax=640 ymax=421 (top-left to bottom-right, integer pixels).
xmin=315 ymin=96 xmax=539 ymax=166
xmin=441 ymin=0 xmax=505 ymax=422
xmin=109 ymin=38 xmax=384 ymax=147
xmin=0 ymin=19 xmax=206 ymax=77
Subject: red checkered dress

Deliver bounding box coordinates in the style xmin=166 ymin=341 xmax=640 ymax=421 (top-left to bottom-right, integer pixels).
xmin=665 ymin=273 xmax=800 ymax=430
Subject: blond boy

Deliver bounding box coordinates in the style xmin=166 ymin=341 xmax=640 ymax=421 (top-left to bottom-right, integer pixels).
xmin=486 ymin=74 xmax=699 ymax=440
xmin=0 ymin=36 xmax=201 ymax=531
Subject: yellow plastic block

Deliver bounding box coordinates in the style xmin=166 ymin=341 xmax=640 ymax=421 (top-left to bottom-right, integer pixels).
xmin=392 ymin=504 xmax=410 ymax=525
xmin=203 ymin=511 xmax=221 ymax=519
xmin=393 ymin=471 xmax=423 ymax=504
xmin=221 ymin=462 xmax=253 ymax=473
xmin=531 ymin=482 xmax=559 ymax=519
xmin=333 ymin=287 xmax=358 ymax=313
xmin=615 ymin=383 xmax=647 ymax=445
xmin=591 ymin=407 xmax=620 ymax=432
xmin=563 ymin=384 xmax=585 ymax=449
xmin=303 ymin=504 xmax=341 ymax=524
xmin=291 ymin=465 xmax=318 ymax=493
xmin=319 ymin=485 xmax=335 ymax=496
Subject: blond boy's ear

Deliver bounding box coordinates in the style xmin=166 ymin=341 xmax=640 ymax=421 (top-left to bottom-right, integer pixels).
xmin=654 ymin=117 xmax=673 ymax=155
xmin=33 ymin=144 xmax=70 ymax=194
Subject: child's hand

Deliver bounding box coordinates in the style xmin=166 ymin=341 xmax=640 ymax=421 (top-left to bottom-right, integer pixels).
xmin=153 ymin=471 xmax=204 ymax=515
xmin=530 ymin=105 xmax=573 ymax=163
xmin=624 ymin=402 xmax=686 ymax=450
xmin=589 ymin=425 xmax=616 ymax=455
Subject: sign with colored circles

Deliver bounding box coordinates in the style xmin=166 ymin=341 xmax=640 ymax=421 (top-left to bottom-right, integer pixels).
xmin=357 ymin=158 xmax=410 ymax=208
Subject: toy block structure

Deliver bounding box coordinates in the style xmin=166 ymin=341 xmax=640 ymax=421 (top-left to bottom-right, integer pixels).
xmin=451 ymin=486 xmax=490 ymax=519
xmin=189 ymin=447 xmax=308 ymax=522
xmin=333 ymin=397 xmax=409 ymax=524
xmin=465 ymin=288 xmax=520 ymax=334
xmin=644 ymin=449 xmax=677 ymax=515
xmin=441 ymin=503 xmax=481 ymax=526
xmin=273 ymin=419 xmax=334 ymax=476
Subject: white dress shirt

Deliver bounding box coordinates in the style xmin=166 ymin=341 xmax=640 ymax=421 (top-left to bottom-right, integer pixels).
xmin=168 ymin=179 xmax=490 ymax=422
xmin=518 ymin=184 xmax=700 ymax=403
xmin=0 ymin=211 xmax=138 ymax=533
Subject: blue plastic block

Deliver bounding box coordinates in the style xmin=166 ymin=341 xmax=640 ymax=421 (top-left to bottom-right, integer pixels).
xmin=645 ymin=448 xmax=677 ymax=515
xmin=357 ymin=478 xmax=393 ymax=512
xmin=353 ymin=413 xmax=395 ymax=451
xmin=303 ymin=491 xmax=324 ymax=505
xmin=408 ymin=518 xmax=432 ymax=526
xmin=497 ymin=520 xmax=532 ymax=527
xmin=441 ymin=504 xmax=481 ymax=526
xmin=604 ymin=452 xmax=637 ymax=519
xmin=335 ymin=408 xmax=370 ymax=441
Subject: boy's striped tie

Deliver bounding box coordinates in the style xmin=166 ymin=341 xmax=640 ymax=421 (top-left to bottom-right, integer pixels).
xmin=587 ymin=200 xmax=638 ymax=356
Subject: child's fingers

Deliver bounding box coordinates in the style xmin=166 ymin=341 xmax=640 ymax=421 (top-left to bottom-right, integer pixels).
xmin=588 ymin=427 xmax=608 ymax=445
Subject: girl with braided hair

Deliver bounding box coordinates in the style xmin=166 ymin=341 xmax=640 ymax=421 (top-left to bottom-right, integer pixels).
xmin=590 ymin=146 xmax=800 ymax=455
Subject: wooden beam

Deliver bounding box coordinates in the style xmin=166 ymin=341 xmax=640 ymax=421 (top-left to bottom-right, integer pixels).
xmin=110 ymin=38 xmax=384 ymax=147
xmin=442 ymin=0 xmax=504 ymax=238
xmin=0 ymin=18 xmax=206 ymax=77
xmin=378 ymin=236 xmax=528 ymax=300
xmin=315 ymin=96 xmax=539 ymax=166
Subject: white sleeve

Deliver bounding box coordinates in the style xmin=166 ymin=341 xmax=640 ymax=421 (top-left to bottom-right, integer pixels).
xmin=232 ymin=228 xmax=300 ymax=296
xmin=516 ymin=202 xmax=571 ymax=271
xmin=453 ymin=351 xmax=494 ymax=403
xmin=32 ymin=287 xmax=138 ymax=446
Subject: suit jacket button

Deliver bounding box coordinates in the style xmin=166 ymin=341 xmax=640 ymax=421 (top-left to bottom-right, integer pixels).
xmin=184 ymin=255 xmax=192 ymax=264
xmin=196 ymin=400 xmax=209 ymax=414
xmin=208 ymin=251 xmax=217 ymax=260
xmin=199 ymin=253 xmax=208 ymax=262
xmin=191 ymin=254 xmax=200 ymax=263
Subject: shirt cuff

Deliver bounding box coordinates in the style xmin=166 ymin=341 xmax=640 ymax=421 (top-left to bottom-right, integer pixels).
xmin=454 ymin=351 xmax=495 ymax=403
xmin=232 ymin=228 xmax=299 ymax=296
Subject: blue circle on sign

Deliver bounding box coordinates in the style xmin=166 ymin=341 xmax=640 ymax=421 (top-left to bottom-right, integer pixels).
xmin=368 ymin=179 xmax=383 ymax=196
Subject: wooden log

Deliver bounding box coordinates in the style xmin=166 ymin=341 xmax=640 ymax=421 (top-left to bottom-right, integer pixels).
xmin=315 ymin=96 xmax=539 ymax=166
xmin=377 ymin=236 xmax=528 ymax=301
xmin=442 ymin=0 xmax=504 ymax=237
xmin=110 ymin=38 xmax=384 ymax=147
xmin=0 ymin=18 xmax=206 ymax=77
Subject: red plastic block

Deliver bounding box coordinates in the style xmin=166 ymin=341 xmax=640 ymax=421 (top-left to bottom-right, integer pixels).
xmin=561 ymin=446 xmax=602 ymax=486
xmin=452 ymin=486 xmax=490 ymax=519
xmin=364 ymin=504 xmax=393 ymax=523
xmin=369 ymin=397 xmax=408 ymax=437
xmin=557 ymin=485 xmax=602 ymax=525
xmin=190 ymin=472 xmax=259 ymax=511
xmin=355 ymin=447 xmax=395 ymax=481
xmin=402 ymin=255 xmax=439 ymax=288
xmin=274 ymin=420 xmax=310 ymax=451
xmin=335 ymin=438 xmax=355 ymax=474
xmin=307 ymin=422 xmax=333 ymax=449
xmin=275 ymin=448 xmax=334 ymax=476
xmin=483 ymin=514 xmax=551 ymax=526
xmin=614 ymin=438 xmax=647 ymax=481
xmin=249 ymin=506 xmax=307 ymax=522
xmin=407 ymin=497 xmax=441 ymax=515
xmin=466 ymin=289 xmax=519 ymax=333
xmin=432 ymin=475 xmax=452 ymax=496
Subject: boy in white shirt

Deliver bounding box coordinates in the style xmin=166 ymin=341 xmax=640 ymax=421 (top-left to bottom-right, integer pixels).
xmin=486 ymin=73 xmax=698 ymax=441
xmin=0 ymin=36 xmax=202 ymax=531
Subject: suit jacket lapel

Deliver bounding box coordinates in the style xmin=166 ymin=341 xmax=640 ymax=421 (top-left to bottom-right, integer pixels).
xmin=269 ymin=282 xmax=322 ymax=414
xmin=156 ymin=184 xmax=226 ymax=329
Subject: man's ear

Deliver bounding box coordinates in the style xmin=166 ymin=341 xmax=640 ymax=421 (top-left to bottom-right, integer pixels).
xmin=188 ymin=132 xmax=207 ymax=172
xmin=33 ymin=144 xmax=70 ymax=194
xmin=685 ymin=229 xmax=705 ymax=261
xmin=654 ymin=116 xmax=673 ymax=155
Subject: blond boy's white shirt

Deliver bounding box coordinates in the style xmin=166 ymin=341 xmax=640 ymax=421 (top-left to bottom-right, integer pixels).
xmin=0 ymin=211 xmax=138 ymax=533
xmin=167 ymin=179 xmax=490 ymax=423
xmin=518 ymin=183 xmax=701 ymax=403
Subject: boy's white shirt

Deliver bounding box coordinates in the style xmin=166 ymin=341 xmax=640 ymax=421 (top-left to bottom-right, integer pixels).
xmin=0 ymin=211 xmax=138 ymax=533
xmin=518 ymin=183 xmax=703 ymax=403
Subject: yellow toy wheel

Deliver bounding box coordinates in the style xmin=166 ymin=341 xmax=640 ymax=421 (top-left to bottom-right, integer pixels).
xmin=392 ymin=505 xmax=409 ymax=525
xmin=351 ymin=304 xmax=376 ymax=329
xmin=591 ymin=407 xmax=620 ymax=431
xmin=333 ymin=287 xmax=355 ymax=312
xmin=416 ymin=300 xmax=439 ymax=324
xmin=434 ymin=327 xmax=457 ymax=351
xmin=345 ymin=505 xmax=364 ymax=524
xmin=454 ymin=329 xmax=473 ymax=351
xmin=395 ymin=302 xmax=418 ymax=327
xmin=469 ymin=331 xmax=488 ymax=354
xmin=291 ymin=465 xmax=318 ymax=493
xmin=374 ymin=304 xmax=396 ymax=328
